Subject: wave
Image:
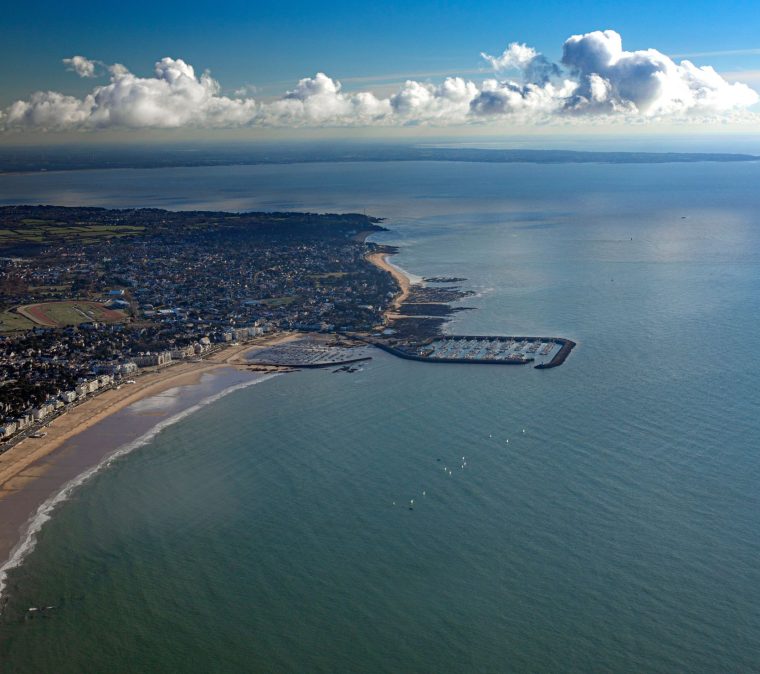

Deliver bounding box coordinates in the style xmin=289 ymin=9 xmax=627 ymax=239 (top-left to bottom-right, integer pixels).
xmin=468 ymin=286 xmax=494 ymax=299
xmin=383 ymin=256 xmax=425 ymax=286
xmin=0 ymin=372 xmax=280 ymax=602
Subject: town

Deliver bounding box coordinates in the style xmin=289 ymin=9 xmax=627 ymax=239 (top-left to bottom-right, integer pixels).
xmin=0 ymin=205 xmax=398 ymax=444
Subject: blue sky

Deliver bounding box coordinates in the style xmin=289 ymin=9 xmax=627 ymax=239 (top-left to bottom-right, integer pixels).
xmin=6 ymin=0 xmax=760 ymax=96
xmin=2 ymin=0 xmax=760 ymax=138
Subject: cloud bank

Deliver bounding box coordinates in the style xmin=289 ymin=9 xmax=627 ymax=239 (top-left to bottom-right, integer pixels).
xmin=2 ymin=29 xmax=757 ymax=132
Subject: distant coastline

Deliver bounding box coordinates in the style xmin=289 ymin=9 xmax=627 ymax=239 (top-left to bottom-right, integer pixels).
xmin=2 ymin=145 xmax=758 ymax=175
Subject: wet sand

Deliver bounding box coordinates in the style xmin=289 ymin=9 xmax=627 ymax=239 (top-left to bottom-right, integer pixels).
xmin=0 ymin=333 xmax=300 ymax=576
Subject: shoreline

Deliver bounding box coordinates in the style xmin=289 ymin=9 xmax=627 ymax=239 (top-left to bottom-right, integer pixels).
xmin=364 ymin=249 xmax=577 ymax=369
xmin=0 ymin=333 xmax=300 ymax=595
xmin=365 ymin=251 xmax=415 ymax=320
xmin=0 ymin=333 xmax=298 ymax=503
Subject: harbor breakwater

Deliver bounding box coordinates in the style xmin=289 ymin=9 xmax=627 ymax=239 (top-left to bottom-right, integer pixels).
xmin=368 ymin=336 xmax=576 ymax=369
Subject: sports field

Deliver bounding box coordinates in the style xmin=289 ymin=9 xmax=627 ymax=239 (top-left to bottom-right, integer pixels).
xmin=15 ymin=301 xmax=128 ymax=328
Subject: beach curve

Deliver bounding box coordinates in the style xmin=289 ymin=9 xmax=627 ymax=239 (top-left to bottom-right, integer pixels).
xmin=365 ymin=251 xmax=415 ymax=321
xmin=0 ymin=333 xmax=301 ymax=601
xmin=0 ymin=370 xmax=281 ymax=602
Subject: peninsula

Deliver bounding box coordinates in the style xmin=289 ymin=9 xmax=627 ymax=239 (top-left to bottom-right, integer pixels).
xmin=0 ymin=204 xmax=575 ymax=456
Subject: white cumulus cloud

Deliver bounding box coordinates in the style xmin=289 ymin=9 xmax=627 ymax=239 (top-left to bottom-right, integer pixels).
xmin=390 ymin=77 xmax=479 ymax=123
xmin=63 ymin=55 xmax=98 ymax=78
xmin=3 ymin=58 xmax=258 ymax=131
xmin=481 ymin=43 xmax=539 ymax=72
xmin=261 ymin=73 xmax=390 ymax=125
xmin=1 ymin=29 xmax=758 ymax=133
xmin=470 ymin=78 xmax=577 ymax=118
xmin=561 ymin=29 xmax=759 ymax=115
xmin=481 ymin=42 xmax=561 ymax=85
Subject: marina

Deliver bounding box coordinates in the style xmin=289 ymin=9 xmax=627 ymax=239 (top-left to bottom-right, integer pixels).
xmin=373 ymin=335 xmax=576 ymax=368
xmin=246 ymin=340 xmax=372 ymax=368
xmin=366 ymin=249 xmax=575 ymax=368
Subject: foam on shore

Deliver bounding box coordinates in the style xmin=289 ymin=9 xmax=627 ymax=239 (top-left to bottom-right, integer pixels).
xmin=382 ymin=255 xmax=424 ymax=286
xmin=0 ymin=372 xmax=280 ymax=603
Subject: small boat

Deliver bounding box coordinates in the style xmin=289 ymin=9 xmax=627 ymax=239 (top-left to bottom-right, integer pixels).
xmin=30 ymin=431 xmax=47 ymax=439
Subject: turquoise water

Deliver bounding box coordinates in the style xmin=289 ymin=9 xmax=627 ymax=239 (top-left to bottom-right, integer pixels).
xmin=1 ymin=162 xmax=760 ymax=672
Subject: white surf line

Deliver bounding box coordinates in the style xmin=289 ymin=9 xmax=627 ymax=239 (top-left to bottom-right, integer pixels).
xmin=0 ymin=372 xmax=280 ymax=603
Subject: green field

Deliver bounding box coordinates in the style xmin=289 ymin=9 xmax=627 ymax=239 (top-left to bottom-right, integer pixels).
xmin=308 ymin=272 xmax=348 ymax=279
xmin=308 ymin=272 xmax=349 ymax=287
xmin=261 ymin=296 xmax=297 ymax=307
xmin=0 ymin=311 xmax=36 ymax=332
xmin=27 ymin=284 xmax=71 ymax=295
xmin=0 ymin=223 xmax=146 ymax=246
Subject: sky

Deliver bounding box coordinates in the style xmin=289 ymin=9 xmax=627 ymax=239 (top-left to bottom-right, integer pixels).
xmin=3 ymin=0 xmax=760 ymax=142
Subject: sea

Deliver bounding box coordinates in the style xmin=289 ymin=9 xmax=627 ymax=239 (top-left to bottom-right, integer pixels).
xmin=0 ymin=160 xmax=759 ymax=672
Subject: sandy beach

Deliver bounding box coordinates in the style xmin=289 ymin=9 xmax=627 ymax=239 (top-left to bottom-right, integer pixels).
xmin=366 ymin=251 xmax=414 ymax=320
xmin=0 ymin=332 xmax=301 ymax=577
xmin=0 ymin=333 xmax=297 ymax=502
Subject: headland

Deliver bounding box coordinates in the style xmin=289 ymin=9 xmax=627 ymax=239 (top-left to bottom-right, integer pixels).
xmin=364 ymin=247 xmax=576 ymax=369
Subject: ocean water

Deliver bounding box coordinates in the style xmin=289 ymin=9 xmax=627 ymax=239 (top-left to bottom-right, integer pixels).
xmin=1 ymin=161 xmax=760 ymax=672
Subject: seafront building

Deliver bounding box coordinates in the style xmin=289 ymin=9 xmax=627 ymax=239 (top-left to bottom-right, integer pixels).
xmin=133 ymin=351 xmax=173 ymax=368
